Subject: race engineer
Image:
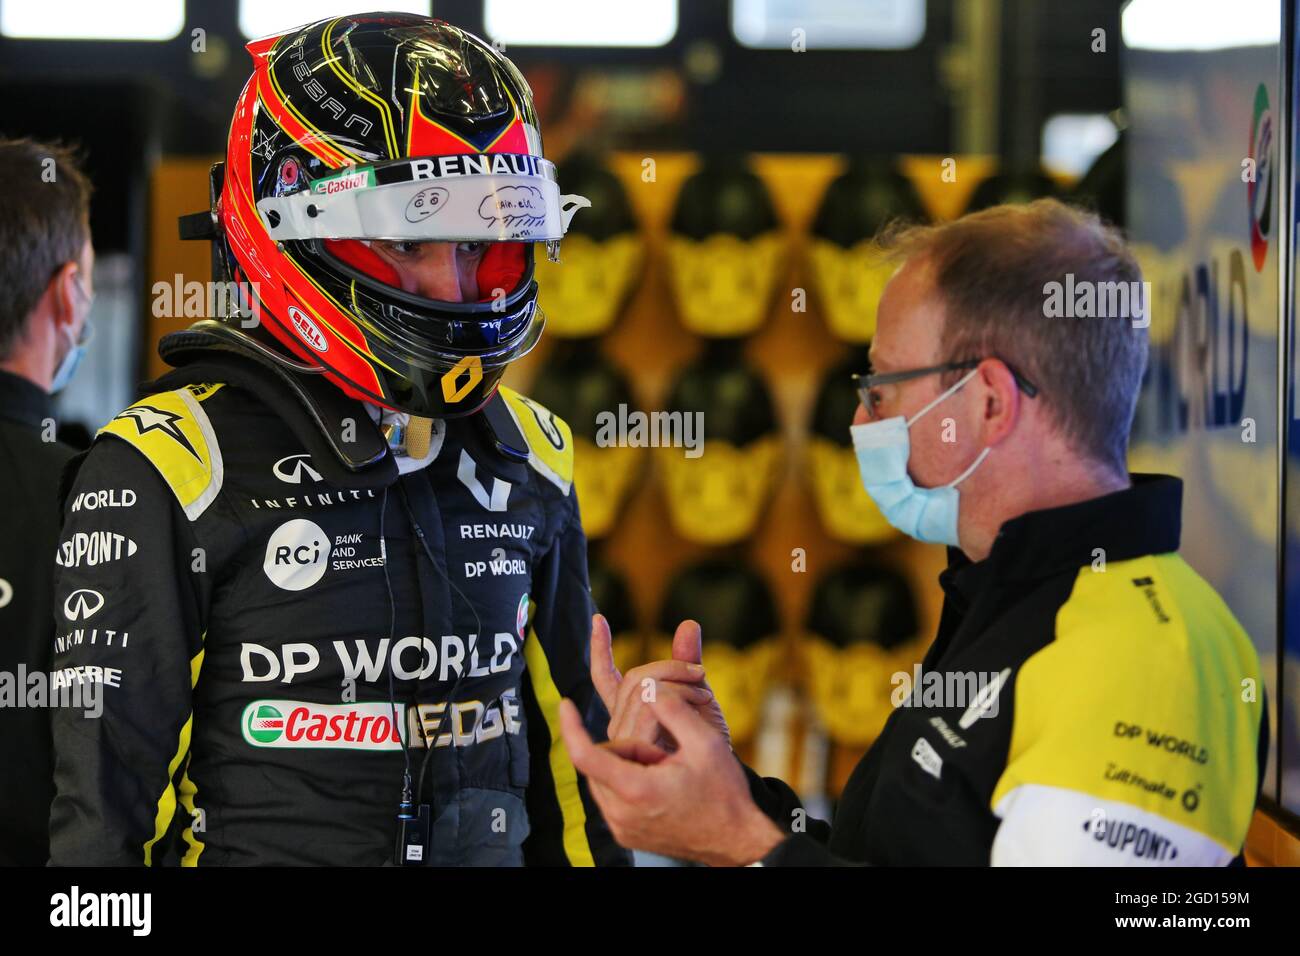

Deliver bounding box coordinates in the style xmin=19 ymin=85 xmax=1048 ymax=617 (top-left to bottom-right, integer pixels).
xmin=560 ymin=200 xmax=1269 ymax=866
xmin=48 ymin=13 xmax=629 ymax=867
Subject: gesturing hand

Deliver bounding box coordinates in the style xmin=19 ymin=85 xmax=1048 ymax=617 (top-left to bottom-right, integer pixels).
xmin=588 ymin=613 xmax=731 ymax=752
xmin=560 ymin=692 xmax=783 ymax=866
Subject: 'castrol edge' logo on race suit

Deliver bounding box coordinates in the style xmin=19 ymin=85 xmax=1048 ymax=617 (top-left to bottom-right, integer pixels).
xmin=242 ymin=697 xmax=526 ymax=751
xmin=243 ymin=701 xmax=403 ymax=750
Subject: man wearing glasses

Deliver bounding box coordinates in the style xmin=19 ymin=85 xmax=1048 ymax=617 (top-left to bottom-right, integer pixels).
xmin=559 ymin=199 xmax=1268 ymax=866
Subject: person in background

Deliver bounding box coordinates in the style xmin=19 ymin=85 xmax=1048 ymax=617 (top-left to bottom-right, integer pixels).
xmin=564 ymin=200 xmax=1269 ymax=867
xmin=0 ymin=137 xmax=94 ymax=865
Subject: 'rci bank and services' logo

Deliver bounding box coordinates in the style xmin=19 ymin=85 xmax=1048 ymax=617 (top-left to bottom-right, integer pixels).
xmin=1248 ymin=82 xmax=1274 ymax=273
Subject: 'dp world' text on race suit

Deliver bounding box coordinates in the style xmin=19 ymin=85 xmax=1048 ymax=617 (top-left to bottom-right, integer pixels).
xmin=47 ymin=359 xmax=629 ymax=866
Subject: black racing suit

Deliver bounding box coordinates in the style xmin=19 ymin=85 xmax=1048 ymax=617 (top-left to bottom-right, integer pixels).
xmin=48 ymin=339 xmax=629 ymax=866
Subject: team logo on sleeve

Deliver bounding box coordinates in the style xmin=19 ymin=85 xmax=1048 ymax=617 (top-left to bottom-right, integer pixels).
xmin=56 ymin=532 xmax=139 ymax=568
xmin=63 ymin=589 xmax=106 ymax=622
xmin=112 ymin=405 xmax=201 ymax=460
xmin=516 ymin=592 xmax=530 ymax=640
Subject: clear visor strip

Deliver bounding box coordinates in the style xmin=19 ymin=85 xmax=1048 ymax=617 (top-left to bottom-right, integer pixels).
xmin=257 ymin=172 xmax=588 ymax=243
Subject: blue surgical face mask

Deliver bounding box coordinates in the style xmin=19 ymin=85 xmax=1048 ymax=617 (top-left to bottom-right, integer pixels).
xmin=51 ymin=277 xmax=93 ymax=394
xmin=849 ymin=368 xmax=990 ymax=547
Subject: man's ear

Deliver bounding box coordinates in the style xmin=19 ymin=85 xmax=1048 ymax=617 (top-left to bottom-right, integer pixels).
xmin=49 ymin=262 xmax=82 ymax=332
xmin=977 ymin=357 xmax=1020 ymax=446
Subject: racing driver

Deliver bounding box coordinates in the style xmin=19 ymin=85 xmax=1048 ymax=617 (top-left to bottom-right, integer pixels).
xmin=48 ymin=13 xmax=630 ymax=866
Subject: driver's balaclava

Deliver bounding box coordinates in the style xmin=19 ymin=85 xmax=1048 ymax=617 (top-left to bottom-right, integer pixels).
xmin=666 ymin=157 xmax=785 ymax=338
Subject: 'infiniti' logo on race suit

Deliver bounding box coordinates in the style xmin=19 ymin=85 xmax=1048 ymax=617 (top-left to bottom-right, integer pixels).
xmin=63 ymin=589 xmax=105 ymax=622
xmin=263 ymin=519 xmax=330 ymax=591
xmin=287 ymin=306 xmax=329 ymax=353
xmin=273 ymin=453 xmax=323 ymax=485
xmin=242 ymin=700 xmax=405 ymax=750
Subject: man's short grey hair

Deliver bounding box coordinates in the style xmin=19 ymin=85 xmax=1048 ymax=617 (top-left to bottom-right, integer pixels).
xmin=879 ymin=199 xmax=1148 ymax=474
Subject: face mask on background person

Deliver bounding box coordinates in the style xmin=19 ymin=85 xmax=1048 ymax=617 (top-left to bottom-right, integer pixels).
xmin=51 ymin=274 xmax=94 ymax=394
xmin=849 ymin=368 xmax=990 ymax=547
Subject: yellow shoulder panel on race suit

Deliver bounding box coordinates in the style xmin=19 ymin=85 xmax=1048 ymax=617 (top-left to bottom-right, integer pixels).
xmin=989 ymin=553 xmax=1264 ymax=865
xmin=97 ymin=383 xmax=226 ymax=522
xmin=497 ymin=386 xmax=575 ymax=497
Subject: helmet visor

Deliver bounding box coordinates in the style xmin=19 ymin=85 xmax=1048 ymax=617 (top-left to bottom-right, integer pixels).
xmin=257 ymin=154 xmax=588 ymax=243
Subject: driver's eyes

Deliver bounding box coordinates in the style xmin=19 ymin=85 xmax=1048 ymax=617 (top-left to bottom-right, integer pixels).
xmin=375 ymin=241 xmax=486 ymax=258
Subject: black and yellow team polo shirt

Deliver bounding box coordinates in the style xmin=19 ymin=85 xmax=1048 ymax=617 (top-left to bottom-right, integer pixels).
xmin=749 ymin=474 xmax=1269 ymax=866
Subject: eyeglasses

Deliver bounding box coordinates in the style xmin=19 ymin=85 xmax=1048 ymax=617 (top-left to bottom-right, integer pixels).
xmin=852 ymin=358 xmax=1039 ymax=421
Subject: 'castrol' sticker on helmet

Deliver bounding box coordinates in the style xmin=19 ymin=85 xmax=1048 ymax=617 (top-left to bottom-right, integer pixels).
xmin=287 ymin=306 xmax=329 ymax=353
xmin=311 ymin=166 xmax=375 ymax=195
xmin=243 ymin=700 xmax=405 ymax=750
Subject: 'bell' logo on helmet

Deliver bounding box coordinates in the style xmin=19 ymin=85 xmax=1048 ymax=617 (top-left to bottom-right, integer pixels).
xmin=287 ymin=306 xmax=329 ymax=353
